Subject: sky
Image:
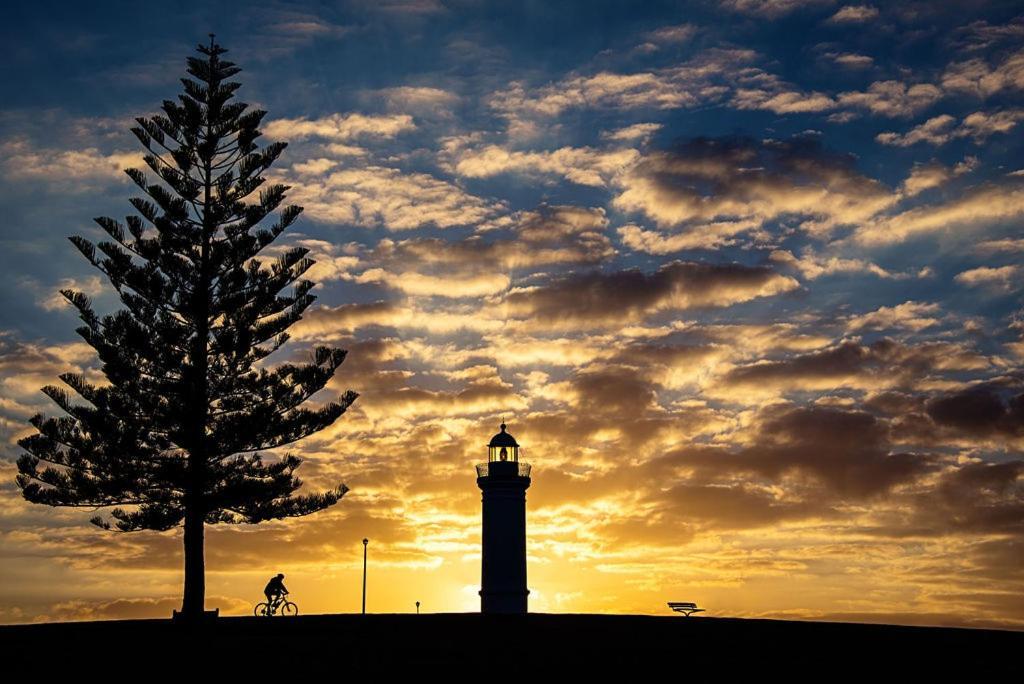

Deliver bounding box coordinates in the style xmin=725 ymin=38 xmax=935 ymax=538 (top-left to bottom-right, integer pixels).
xmin=1 ymin=0 xmax=1023 ymax=627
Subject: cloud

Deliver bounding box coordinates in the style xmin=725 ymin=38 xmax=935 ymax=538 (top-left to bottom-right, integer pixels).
xmin=954 ymin=265 xmax=1022 ymax=293
xmin=363 ymin=0 xmax=446 ymax=14
xmin=647 ymin=480 xmax=822 ymax=530
xmin=473 ymin=334 xmax=617 ymax=369
xmin=827 ymin=5 xmax=879 ymax=24
xmin=953 ymin=17 xmax=1024 ymax=52
xmin=356 ymin=268 xmax=510 ymax=298
xmin=0 ymin=138 xmax=142 ymax=190
xmin=612 ymin=136 xmax=895 ymax=237
xmin=610 ymin=342 xmax=728 ymax=391
xmin=770 ymin=249 xmax=902 ymax=280
xmin=504 ymin=261 xmax=799 ymax=329
xmin=959 ymin=110 xmax=1024 ymax=140
xmin=358 ymin=382 xmax=528 ymax=421
xmin=43 ymin=595 xmax=251 ymax=621
xmin=854 ymin=182 xmax=1024 ymax=245
xmin=876 ymin=115 xmax=955 ymax=146
xmin=268 ymin=19 xmax=350 ymax=40
xmin=375 ymin=86 xmax=460 ymax=116
xmin=926 ymin=386 xmax=1024 ymax=439
xmin=733 ymin=78 xmax=940 ymax=119
xmin=231 ymin=9 xmax=355 ymax=59
xmin=942 ymin=48 xmax=1024 ymax=98
xmin=731 ymin=75 xmax=836 ymax=114
xmin=492 ymin=72 xmax=698 ymax=119
xmin=669 ymin=404 xmax=936 ymax=498
xmin=976 ymin=238 xmax=1024 ymax=253
xmin=33 ymin=276 xmax=106 ymax=311
xmin=0 ymin=335 xmax=98 ymax=444
xmin=490 ymin=50 xmax=930 ymax=126
xmin=733 ymin=90 xmax=836 ymax=114
xmin=900 ymin=162 xmax=953 ymax=196
xmin=836 ymin=80 xmax=942 ymax=118
xmin=379 ymin=205 xmax=616 ymax=270
xmin=488 ymin=49 xmax=755 ymax=120
xmin=448 ymin=143 xmax=640 ymax=188
xmin=721 ymin=0 xmax=833 ymax=18
xmin=618 ymin=220 xmax=762 ymax=253
xmin=263 ymin=113 xmax=416 ymax=142
xmin=643 ymin=24 xmax=698 ymax=45
xmin=293 ymin=301 xmax=502 ymax=339
xmin=602 ymin=123 xmax=662 ymax=142
xmin=280 ymin=163 xmax=506 ymax=231
xmin=717 ymin=339 xmax=989 ymax=397
xmin=905 ymin=462 xmax=1024 ymax=538
xmin=845 ymin=301 xmax=943 ymax=333
xmin=561 ymin=365 xmax=660 ymax=418
xmin=830 ymin=53 xmax=874 ymax=69
xmin=877 ymin=110 xmax=1024 ymax=146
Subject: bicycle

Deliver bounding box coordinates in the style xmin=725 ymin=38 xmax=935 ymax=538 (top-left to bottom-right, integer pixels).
xmin=254 ymin=594 xmax=299 ymax=617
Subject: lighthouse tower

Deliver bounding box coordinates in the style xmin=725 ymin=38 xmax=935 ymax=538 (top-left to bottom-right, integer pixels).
xmin=476 ymin=422 xmax=531 ymax=614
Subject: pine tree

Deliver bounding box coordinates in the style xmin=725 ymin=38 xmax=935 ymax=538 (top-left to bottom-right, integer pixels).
xmin=15 ymin=36 xmax=358 ymax=621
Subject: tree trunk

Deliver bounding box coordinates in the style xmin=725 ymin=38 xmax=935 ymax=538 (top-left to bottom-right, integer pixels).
xmin=179 ymin=63 xmax=214 ymax=621
xmin=180 ymin=507 xmax=205 ymax=619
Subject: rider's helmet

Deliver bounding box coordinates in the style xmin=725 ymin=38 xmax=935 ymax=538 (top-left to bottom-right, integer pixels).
xmin=277 ymin=573 xmax=285 ymax=579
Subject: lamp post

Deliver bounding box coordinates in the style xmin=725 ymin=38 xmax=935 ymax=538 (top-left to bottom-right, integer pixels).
xmin=361 ymin=538 xmax=368 ymax=615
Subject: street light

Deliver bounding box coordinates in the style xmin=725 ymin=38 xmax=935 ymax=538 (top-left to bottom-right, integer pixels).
xmin=362 ymin=538 xmax=368 ymax=615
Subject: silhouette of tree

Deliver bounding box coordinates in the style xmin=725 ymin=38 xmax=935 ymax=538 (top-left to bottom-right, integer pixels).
xmin=15 ymin=36 xmax=358 ymax=621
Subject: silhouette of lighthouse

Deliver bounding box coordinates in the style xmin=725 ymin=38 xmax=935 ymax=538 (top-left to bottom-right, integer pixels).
xmin=476 ymin=421 xmax=531 ymax=614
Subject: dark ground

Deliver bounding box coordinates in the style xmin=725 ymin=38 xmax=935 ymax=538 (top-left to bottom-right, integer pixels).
xmin=1 ymin=613 xmax=1019 ymax=678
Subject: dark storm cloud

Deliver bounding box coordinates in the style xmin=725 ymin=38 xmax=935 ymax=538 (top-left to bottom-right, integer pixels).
xmin=647 ymin=481 xmax=824 ymax=529
xmin=720 ymin=338 xmax=989 ymax=393
xmin=610 ymin=342 xmax=720 ymax=372
xmin=664 ymin=404 xmax=937 ymax=498
xmin=926 ymin=385 xmax=1024 ymax=438
xmin=505 ymin=260 xmax=797 ymax=327
xmin=568 ymin=365 xmax=659 ymax=419
xmin=877 ymin=460 xmax=1024 ymax=539
xmin=376 ymin=205 xmax=616 ymax=270
xmin=863 ymin=390 xmax=927 ymax=416
xmin=725 ymin=340 xmax=872 ymax=383
xmin=613 ymin=135 xmax=895 ymax=237
xmin=322 ymin=337 xmax=417 ymax=393
xmin=938 ymin=460 xmax=1024 ymax=502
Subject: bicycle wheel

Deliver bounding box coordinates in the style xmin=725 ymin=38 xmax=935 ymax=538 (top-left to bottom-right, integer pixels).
xmin=280 ymin=601 xmax=298 ymax=616
xmin=254 ymin=602 xmax=270 ymax=617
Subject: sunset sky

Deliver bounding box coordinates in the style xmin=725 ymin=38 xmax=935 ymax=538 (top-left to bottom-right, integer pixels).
xmin=1 ymin=0 xmax=1023 ymax=628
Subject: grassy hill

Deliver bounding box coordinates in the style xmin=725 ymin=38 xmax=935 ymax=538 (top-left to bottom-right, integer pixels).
xmin=1 ymin=613 xmax=1018 ymax=678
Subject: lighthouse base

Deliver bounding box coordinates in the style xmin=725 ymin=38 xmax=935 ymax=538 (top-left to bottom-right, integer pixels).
xmin=480 ymin=588 xmax=529 ymax=614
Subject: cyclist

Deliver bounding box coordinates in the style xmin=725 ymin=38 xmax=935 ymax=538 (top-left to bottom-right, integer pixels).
xmin=264 ymin=573 xmax=289 ymax=614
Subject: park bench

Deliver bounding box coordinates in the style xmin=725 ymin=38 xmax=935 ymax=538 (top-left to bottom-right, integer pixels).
xmin=667 ymin=602 xmax=705 ymax=617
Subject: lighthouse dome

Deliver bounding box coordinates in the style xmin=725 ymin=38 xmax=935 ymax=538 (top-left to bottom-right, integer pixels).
xmin=487 ymin=422 xmax=519 ymax=448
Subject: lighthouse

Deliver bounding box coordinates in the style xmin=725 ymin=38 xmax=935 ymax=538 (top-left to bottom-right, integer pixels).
xmin=476 ymin=422 xmax=531 ymax=614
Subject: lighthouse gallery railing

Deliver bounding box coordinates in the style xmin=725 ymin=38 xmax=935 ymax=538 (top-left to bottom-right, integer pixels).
xmin=476 ymin=462 xmax=531 ymax=478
